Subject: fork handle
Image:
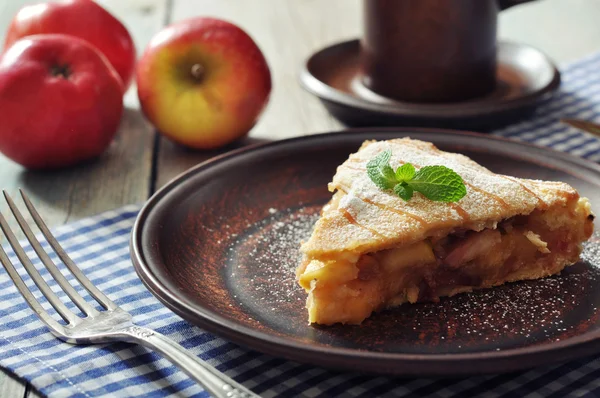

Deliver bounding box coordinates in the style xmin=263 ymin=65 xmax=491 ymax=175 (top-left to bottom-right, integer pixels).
xmin=120 ymin=326 xmax=259 ymax=398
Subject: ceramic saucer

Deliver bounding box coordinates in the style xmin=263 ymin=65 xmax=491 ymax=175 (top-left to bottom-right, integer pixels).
xmin=300 ymin=40 xmax=561 ymax=130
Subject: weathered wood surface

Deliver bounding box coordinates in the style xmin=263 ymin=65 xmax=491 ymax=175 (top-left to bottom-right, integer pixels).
xmin=1 ymin=0 xmax=600 ymax=396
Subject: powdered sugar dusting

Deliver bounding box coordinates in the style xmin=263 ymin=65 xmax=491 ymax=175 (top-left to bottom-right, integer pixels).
xmin=226 ymin=205 xmax=320 ymax=314
xmin=407 ymin=266 xmax=600 ymax=348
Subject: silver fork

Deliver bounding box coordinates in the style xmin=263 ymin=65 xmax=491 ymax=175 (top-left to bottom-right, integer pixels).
xmin=0 ymin=190 xmax=258 ymax=398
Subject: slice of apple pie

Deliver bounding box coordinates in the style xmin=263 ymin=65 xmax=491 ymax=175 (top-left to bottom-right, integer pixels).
xmin=297 ymin=138 xmax=594 ymax=325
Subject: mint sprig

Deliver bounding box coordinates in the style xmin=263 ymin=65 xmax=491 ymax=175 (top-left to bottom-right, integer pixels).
xmin=366 ymin=150 xmax=467 ymax=202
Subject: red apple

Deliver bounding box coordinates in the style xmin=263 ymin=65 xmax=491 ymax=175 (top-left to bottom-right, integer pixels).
xmin=136 ymin=17 xmax=271 ymax=149
xmin=4 ymin=0 xmax=136 ymax=90
xmin=0 ymin=34 xmax=124 ymax=169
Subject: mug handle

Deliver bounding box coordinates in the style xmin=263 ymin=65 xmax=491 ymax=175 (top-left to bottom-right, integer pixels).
xmin=497 ymin=0 xmax=536 ymax=10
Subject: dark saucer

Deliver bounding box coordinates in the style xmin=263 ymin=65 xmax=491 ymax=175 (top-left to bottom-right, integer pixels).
xmin=300 ymin=40 xmax=561 ymax=130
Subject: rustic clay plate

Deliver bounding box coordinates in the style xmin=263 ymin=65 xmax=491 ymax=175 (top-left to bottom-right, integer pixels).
xmin=300 ymin=40 xmax=561 ymax=130
xmin=131 ymin=128 xmax=600 ymax=376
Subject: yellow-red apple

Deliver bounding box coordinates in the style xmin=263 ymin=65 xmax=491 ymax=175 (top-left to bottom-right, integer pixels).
xmin=136 ymin=17 xmax=271 ymax=149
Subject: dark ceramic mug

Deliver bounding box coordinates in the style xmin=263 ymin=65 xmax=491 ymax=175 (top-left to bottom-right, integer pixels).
xmin=360 ymin=0 xmax=536 ymax=103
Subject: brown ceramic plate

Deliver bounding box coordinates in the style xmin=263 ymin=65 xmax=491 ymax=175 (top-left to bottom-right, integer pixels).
xmin=300 ymin=40 xmax=561 ymax=130
xmin=131 ymin=128 xmax=600 ymax=376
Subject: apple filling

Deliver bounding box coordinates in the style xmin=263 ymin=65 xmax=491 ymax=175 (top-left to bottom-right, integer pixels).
xmin=298 ymin=199 xmax=594 ymax=325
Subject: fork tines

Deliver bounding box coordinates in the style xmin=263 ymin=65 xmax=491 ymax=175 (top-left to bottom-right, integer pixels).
xmin=0 ymin=190 xmax=117 ymax=334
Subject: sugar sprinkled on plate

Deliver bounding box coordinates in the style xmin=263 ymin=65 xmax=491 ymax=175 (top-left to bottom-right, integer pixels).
xmin=226 ymin=205 xmax=320 ymax=311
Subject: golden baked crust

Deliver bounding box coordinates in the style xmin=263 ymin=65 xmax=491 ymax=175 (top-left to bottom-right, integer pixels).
xmin=297 ymin=138 xmax=594 ymax=325
xmin=302 ymin=138 xmax=577 ymax=257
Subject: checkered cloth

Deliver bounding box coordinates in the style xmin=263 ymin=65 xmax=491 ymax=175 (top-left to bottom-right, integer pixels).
xmin=2 ymin=52 xmax=600 ymax=398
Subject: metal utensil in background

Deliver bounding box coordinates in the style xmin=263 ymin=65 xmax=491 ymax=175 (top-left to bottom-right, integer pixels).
xmin=562 ymin=118 xmax=600 ymax=138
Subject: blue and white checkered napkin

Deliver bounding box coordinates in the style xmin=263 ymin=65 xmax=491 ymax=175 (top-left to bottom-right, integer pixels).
xmin=3 ymin=52 xmax=600 ymax=398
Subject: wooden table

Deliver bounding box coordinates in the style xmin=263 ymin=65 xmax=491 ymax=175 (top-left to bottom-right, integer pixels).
xmin=1 ymin=0 xmax=599 ymax=396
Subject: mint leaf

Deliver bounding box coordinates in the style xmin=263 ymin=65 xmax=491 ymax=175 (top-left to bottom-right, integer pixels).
xmin=365 ymin=150 xmax=467 ymax=203
xmin=395 ymin=163 xmax=415 ymax=182
xmin=366 ymin=149 xmax=397 ymax=190
xmin=408 ymin=165 xmax=467 ymax=202
xmin=393 ymin=183 xmax=413 ymax=201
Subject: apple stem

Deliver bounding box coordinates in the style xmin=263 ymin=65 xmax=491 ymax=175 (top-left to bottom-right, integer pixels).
xmin=190 ymin=63 xmax=205 ymax=82
xmin=50 ymin=64 xmax=71 ymax=79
